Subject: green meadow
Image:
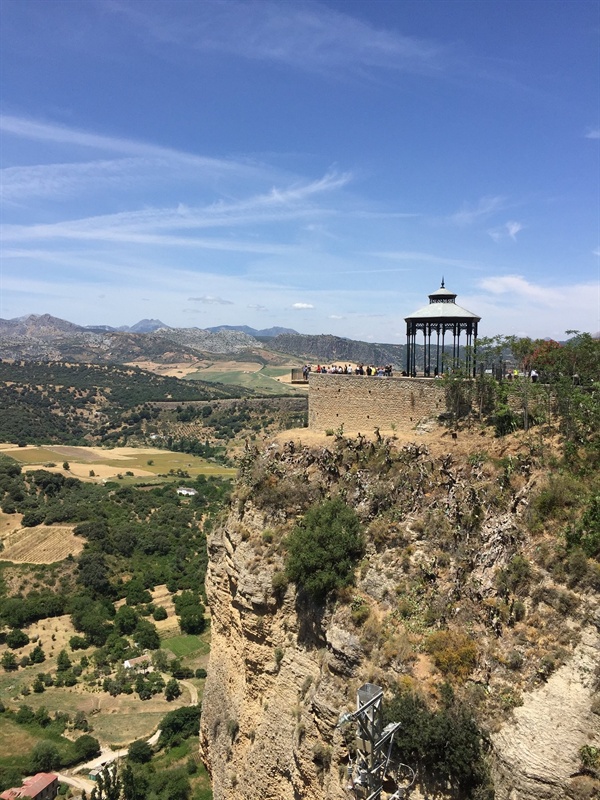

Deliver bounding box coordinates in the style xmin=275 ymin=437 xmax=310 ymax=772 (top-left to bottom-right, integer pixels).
xmin=185 ymin=365 xmax=303 ymax=395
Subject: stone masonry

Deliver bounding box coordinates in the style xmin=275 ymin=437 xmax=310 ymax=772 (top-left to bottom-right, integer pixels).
xmin=308 ymin=373 xmax=447 ymax=432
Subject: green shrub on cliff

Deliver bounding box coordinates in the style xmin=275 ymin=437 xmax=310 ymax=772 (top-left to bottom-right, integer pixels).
xmin=285 ymin=498 xmax=364 ymax=602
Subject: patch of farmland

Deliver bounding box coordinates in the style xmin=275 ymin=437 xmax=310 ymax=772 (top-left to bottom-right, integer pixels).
xmin=151 ymin=584 xmax=181 ymax=637
xmin=116 ymin=584 xmax=181 ymax=637
xmin=1 ymin=524 xmax=84 ymax=563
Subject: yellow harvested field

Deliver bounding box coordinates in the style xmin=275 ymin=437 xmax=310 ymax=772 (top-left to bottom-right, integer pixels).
xmin=151 ymin=584 xmax=181 ymax=636
xmin=0 ymin=443 xmax=235 ymax=480
xmin=1 ymin=524 xmax=84 ymax=564
xmin=197 ymin=360 xmax=263 ymax=373
xmin=125 ymin=359 xmax=206 ymax=377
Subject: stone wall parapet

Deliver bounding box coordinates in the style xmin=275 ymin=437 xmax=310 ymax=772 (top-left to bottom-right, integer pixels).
xmin=308 ymin=373 xmax=446 ymax=432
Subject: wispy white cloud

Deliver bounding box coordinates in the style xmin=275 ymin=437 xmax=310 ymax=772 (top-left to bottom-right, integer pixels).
xmin=464 ymin=275 xmax=600 ymax=339
xmin=247 ymin=304 xmax=267 ymax=312
xmin=109 ymin=0 xmax=447 ymax=78
xmin=329 ymin=314 xmax=345 ymax=320
xmin=292 ymin=302 xmax=314 ymax=309
xmin=0 ymin=114 xmax=266 ymax=177
xmin=584 ymin=128 xmax=600 ymax=139
xmin=351 ymin=210 xmax=420 ymax=220
xmin=2 ymin=225 xmax=297 ymax=254
xmin=188 ymin=295 xmax=234 ymax=305
xmin=1 ymin=169 xmax=349 ymax=245
xmin=447 ymin=195 xmax=506 ymax=227
xmin=488 ymin=220 xmax=525 ymax=242
xmin=1 ymin=157 xmax=158 ymax=202
xmin=370 ymin=250 xmax=482 ymax=270
xmin=478 ymin=274 xmax=594 ymax=308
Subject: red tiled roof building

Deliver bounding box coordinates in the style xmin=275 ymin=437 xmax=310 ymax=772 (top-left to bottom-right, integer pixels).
xmin=0 ymin=773 xmax=59 ymax=800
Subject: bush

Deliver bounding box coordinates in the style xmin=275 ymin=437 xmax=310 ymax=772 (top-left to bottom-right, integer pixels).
xmin=158 ymin=705 xmax=201 ymax=749
xmin=506 ymin=650 xmax=524 ymax=670
xmin=21 ymin=510 xmax=46 ymax=527
xmin=566 ymin=495 xmax=600 ymax=559
xmin=495 ymin=555 xmax=532 ymax=598
xmin=165 ymin=678 xmax=182 ymax=702
xmin=6 ymin=629 xmax=29 ymax=649
xmin=69 ymin=635 xmax=89 ymax=651
xmin=385 ymin=689 xmax=491 ymax=796
xmin=425 ymin=630 xmax=478 ymax=679
xmin=271 ymin=571 xmax=288 ymax=598
xmin=128 ymin=739 xmax=153 ymax=763
xmin=74 ymin=734 xmax=101 ymax=761
xmin=29 ymin=645 xmax=46 ymax=663
xmin=579 ymin=744 xmax=600 ymax=773
xmin=56 ymin=649 xmax=72 ymax=672
xmin=285 ymin=499 xmax=364 ymax=602
xmin=16 ymin=704 xmax=35 ymax=724
xmin=1 ymin=652 xmax=18 ymax=671
xmin=30 ymin=741 xmax=60 ymax=772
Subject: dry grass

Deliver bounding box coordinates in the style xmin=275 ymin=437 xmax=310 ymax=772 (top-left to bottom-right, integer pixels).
xmin=0 ymin=716 xmax=41 ymax=759
xmin=0 ymin=614 xmax=79 ymax=664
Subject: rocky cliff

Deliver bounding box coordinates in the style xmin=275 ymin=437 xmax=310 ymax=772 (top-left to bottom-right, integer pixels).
xmin=200 ymin=431 xmax=600 ymax=800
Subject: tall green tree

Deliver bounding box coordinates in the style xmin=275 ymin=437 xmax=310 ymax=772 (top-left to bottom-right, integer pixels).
xmin=285 ymin=498 xmax=364 ymax=602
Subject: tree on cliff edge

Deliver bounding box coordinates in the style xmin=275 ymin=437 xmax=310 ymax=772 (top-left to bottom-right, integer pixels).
xmin=285 ymin=498 xmax=364 ymax=602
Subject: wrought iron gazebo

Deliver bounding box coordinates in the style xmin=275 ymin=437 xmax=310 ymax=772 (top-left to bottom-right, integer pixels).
xmin=405 ymin=281 xmax=480 ymax=377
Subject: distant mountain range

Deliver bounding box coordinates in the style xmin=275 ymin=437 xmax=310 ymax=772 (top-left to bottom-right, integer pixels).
xmin=0 ymin=313 xmax=407 ymax=368
xmin=86 ymin=318 xmax=169 ymax=334
xmin=0 ymin=314 xmax=262 ymax=363
xmin=206 ymin=324 xmax=298 ymax=338
xmin=268 ymin=333 xmax=405 ymax=367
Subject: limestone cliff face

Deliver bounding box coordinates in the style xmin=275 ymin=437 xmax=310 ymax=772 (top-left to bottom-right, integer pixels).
xmin=492 ymin=625 xmax=600 ymax=800
xmin=199 ymin=502 xmax=354 ymax=800
xmin=200 ymin=435 xmax=600 ymax=800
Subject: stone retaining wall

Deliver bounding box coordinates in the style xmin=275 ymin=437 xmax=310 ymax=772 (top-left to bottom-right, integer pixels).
xmin=308 ymin=373 xmax=447 ymax=432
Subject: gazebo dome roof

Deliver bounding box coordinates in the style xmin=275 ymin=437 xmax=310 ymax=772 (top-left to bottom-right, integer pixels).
xmin=428 ymin=285 xmax=457 ymax=302
xmin=404 ymin=281 xmax=480 ymax=322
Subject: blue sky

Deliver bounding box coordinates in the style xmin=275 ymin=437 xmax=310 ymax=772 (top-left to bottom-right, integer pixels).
xmin=1 ymin=0 xmax=599 ymax=342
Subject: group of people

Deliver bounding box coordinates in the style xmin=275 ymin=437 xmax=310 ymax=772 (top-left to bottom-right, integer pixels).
xmin=302 ymin=363 xmax=394 ymax=379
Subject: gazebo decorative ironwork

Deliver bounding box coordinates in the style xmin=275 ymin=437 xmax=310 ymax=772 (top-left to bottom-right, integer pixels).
xmin=405 ymin=280 xmax=480 ymax=377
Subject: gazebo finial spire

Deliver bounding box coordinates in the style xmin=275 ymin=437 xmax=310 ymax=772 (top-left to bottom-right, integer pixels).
xmin=441 ymin=276 xmax=445 ymax=288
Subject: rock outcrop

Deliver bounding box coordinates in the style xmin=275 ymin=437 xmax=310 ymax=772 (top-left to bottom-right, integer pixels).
xmin=493 ymin=626 xmax=600 ymax=800
xmin=200 ymin=434 xmax=600 ymax=800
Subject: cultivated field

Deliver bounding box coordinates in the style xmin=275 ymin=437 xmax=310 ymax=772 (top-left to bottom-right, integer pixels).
xmin=0 ymin=443 xmax=236 ymax=482
xmin=1 ymin=523 xmax=83 ymax=564
xmin=184 ymin=362 xmax=303 ymax=394
xmin=115 ymin=584 xmax=181 ymax=638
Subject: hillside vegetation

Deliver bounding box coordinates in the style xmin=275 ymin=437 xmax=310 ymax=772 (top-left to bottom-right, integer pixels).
xmin=0 ymin=361 xmax=250 ymax=447
xmin=0 ymin=451 xmax=230 ymax=792
xmin=199 ymin=333 xmax=600 ymax=800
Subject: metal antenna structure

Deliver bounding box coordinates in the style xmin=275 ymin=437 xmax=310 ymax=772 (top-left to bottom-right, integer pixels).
xmin=337 ymin=683 xmax=415 ymax=800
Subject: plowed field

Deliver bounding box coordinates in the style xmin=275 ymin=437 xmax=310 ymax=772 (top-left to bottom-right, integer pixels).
xmin=1 ymin=524 xmax=84 ymax=563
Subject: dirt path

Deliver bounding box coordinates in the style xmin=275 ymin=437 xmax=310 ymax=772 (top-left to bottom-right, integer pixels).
xmin=180 ymin=680 xmax=199 ymax=705
xmin=56 ymin=772 xmax=95 ymax=793
xmin=72 ymin=728 xmax=162 ymax=775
